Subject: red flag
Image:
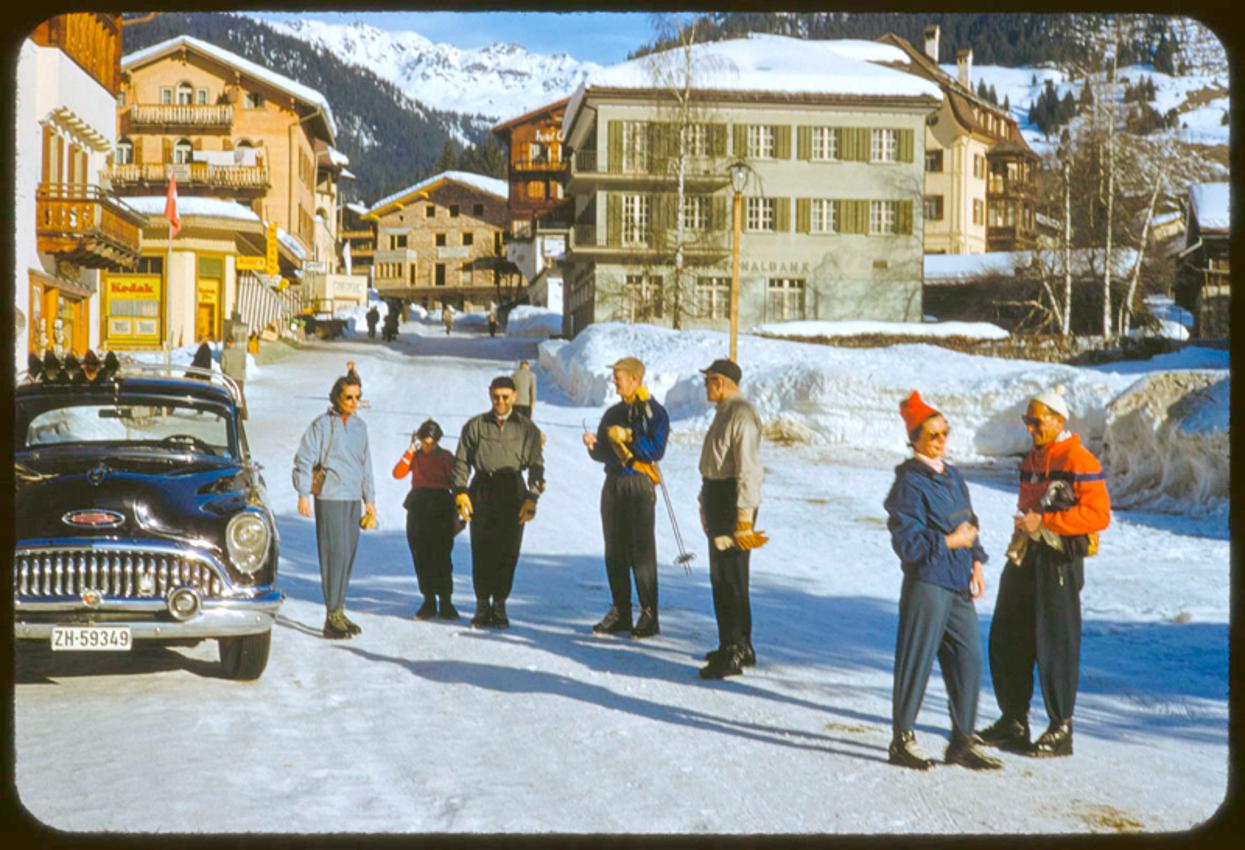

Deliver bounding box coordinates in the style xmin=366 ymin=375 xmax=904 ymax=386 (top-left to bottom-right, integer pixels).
xmin=164 ymin=174 xmax=181 ymax=238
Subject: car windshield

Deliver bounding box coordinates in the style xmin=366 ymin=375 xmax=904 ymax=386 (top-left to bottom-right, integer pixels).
xmin=21 ymin=398 xmax=234 ymax=457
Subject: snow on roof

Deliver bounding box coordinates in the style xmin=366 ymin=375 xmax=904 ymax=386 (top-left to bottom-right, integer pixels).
xmin=925 ymin=248 xmax=1138 ymax=282
xmin=339 ymin=168 xmax=356 ymax=181
xmin=121 ymin=195 xmax=262 ymax=222
xmin=368 ymin=170 xmax=508 ymax=214
xmin=324 ymin=145 xmax=350 ymax=167
xmin=1189 ymin=182 xmax=1229 ymax=231
xmin=278 ymin=227 xmax=306 ymax=260
xmin=122 ymin=35 xmax=337 ymax=141
xmin=345 ymin=201 xmax=369 ymax=216
xmin=565 ymin=34 xmax=941 ymax=135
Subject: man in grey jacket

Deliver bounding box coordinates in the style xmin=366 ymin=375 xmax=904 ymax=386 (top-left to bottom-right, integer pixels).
xmin=293 ymin=372 xmax=377 ymax=639
xmin=511 ymin=360 xmax=536 ymax=419
xmin=697 ymin=358 xmax=768 ymax=679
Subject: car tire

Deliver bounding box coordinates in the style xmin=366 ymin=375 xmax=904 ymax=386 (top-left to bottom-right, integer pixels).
xmin=218 ymin=631 xmax=271 ymax=681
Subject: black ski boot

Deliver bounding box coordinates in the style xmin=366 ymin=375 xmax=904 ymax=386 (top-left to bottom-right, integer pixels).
xmin=414 ymin=598 xmax=437 ymax=620
xmin=592 ymin=605 xmax=632 ymax=635
xmin=945 ymin=730 xmax=1003 ymax=770
xmin=491 ymin=599 xmax=509 ymax=628
xmin=888 ymin=731 xmax=936 ymax=770
xmin=470 ymin=599 xmax=492 ymax=628
xmin=1030 ymin=719 xmax=1073 ymax=757
xmin=699 ymin=644 xmax=743 ymax=679
xmin=438 ymin=597 xmax=460 ymax=620
xmin=631 ymin=607 xmax=659 ymax=639
xmin=976 ymin=714 xmax=1030 ymax=753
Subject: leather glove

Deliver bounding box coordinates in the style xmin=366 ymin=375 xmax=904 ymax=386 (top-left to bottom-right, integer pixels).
xmin=359 ymin=512 xmax=378 ymax=530
xmin=607 ymin=425 xmax=633 ymax=463
xmin=518 ymin=497 xmax=538 ymax=524
xmin=712 ymin=535 xmax=735 ymax=551
xmin=455 ymin=492 xmax=473 ymax=522
xmin=629 ymin=459 xmax=661 ymax=485
xmin=734 ymin=520 xmax=769 ymax=550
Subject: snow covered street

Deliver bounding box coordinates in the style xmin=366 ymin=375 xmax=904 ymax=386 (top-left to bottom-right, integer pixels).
xmin=14 ymin=318 xmax=1229 ymax=835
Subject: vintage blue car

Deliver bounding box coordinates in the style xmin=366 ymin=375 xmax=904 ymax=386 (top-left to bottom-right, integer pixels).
xmin=13 ymin=355 xmax=281 ymax=680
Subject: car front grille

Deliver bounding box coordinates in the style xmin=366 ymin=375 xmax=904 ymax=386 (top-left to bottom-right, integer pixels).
xmin=14 ymin=546 xmax=226 ymax=600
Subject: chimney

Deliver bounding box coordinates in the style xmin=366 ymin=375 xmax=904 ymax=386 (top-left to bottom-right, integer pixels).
xmin=923 ymin=25 xmax=940 ymax=63
xmin=956 ymin=48 xmax=972 ymax=89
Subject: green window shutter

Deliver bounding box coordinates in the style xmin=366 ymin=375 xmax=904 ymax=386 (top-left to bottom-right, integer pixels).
xmin=653 ymin=193 xmax=670 ymax=247
xmin=898 ymin=200 xmax=913 ymax=234
xmin=832 ymin=199 xmax=843 ymax=233
xmin=856 ymin=129 xmax=872 ymax=162
xmin=712 ymin=195 xmax=728 ymax=231
xmin=899 ymin=129 xmax=914 ymax=163
xmin=795 ymin=198 xmax=811 ymax=233
xmin=774 ymin=197 xmax=790 ymax=232
xmin=710 ymin=124 xmax=727 ymax=157
xmin=608 ymin=121 xmax=622 ymax=173
xmin=849 ymin=200 xmax=869 ymax=235
xmin=733 ymin=124 xmax=748 ymax=158
xmin=840 ymin=128 xmax=855 ymax=162
xmin=607 ymin=193 xmax=621 ymax=246
xmin=797 ymin=126 xmax=811 ymax=160
xmin=775 ymin=125 xmax=792 ymax=159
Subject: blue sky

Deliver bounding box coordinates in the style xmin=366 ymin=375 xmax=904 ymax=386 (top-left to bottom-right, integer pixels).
xmin=253 ymin=11 xmax=665 ymax=65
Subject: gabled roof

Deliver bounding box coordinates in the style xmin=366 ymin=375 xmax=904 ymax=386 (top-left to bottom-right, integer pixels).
xmin=367 ymin=171 xmax=508 ymax=217
xmin=122 ymin=35 xmax=336 ymax=143
xmin=491 ymin=97 xmax=570 ymax=138
xmin=1189 ymin=182 xmax=1229 ymax=233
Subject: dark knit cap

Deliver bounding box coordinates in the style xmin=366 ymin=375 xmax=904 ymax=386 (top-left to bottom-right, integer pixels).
xmin=700 ymin=358 xmax=742 ymax=385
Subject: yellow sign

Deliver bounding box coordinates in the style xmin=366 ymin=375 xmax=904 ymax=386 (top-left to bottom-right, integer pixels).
xmin=236 ymin=255 xmax=267 ymax=271
xmin=266 ymin=222 xmax=279 ymax=275
xmin=105 ymin=274 xmax=161 ymax=300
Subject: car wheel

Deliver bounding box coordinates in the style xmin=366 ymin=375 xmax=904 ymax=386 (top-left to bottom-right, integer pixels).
xmin=218 ymin=631 xmax=271 ymax=681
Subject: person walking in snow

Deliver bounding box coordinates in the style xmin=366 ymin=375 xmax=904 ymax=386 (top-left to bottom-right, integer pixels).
xmin=220 ymin=334 xmax=248 ymax=419
xmin=487 ymin=305 xmax=499 ymax=338
xmin=393 ymin=419 xmax=459 ymax=621
xmin=187 ymin=341 xmax=213 ymax=380
xmin=696 ymin=358 xmax=767 ymax=679
xmin=977 ymin=385 xmax=1111 ymax=758
xmin=511 ymin=359 xmax=536 ymax=420
xmin=442 ymin=303 xmax=454 ymax=336
xmin=292 ymin=370 xmax=377 ymax=639
xmin=583 ymin=356 xmax=670 ymax=639
xmin=366 ymin=305 xmax=380 ymax=338
xmin=452 ymin=375 xmax=546 ymax=629
xmin=883 ymin=391 xmax=1001 ymax=771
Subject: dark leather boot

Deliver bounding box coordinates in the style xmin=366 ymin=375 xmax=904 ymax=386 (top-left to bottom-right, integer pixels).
xmin=491 ymin=599 xmax=509 ymax=628
xmin=470 ymin=599 xmax=492 ymax=628
xmin=888 ymin=731 xmax=936 ymax=770
xmin=631 ymin=607 xmax=659 ymax=638
xmin=976 ymin=714 xmax=1030 ymax=753
xmin=1030 ymin=719 xmax=1073 ymax=757
xmin=740 ymin=640 xmax=756 ymax=667
xmin=335 ymin=607 xmax=362 ymax=636
xmin=945 ymin=730 xmax=1003 ymax=770
xmin=322 ymin=611 xmax=351 ymax=640
xmin=438 ymin=597 xmax=460 ymax=620
xmin=592 ymin=605 xmax=632 ymax=635
xmin=414 ymin=598 xmax=437 ymax=620
xmin=699 ymin=644 xmax=743 ymax=679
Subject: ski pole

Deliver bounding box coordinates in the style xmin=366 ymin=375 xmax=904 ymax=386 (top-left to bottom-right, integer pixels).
xmin=653 ymin=461 xmax=695 ymax=575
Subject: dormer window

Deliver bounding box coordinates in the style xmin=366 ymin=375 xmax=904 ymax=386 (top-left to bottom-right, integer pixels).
xmin=176 ymin=82 xmax=194 ymax=105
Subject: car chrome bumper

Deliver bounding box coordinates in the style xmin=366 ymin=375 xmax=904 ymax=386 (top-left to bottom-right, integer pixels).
xmin=14 ymin=590 xmax=283 ymax=640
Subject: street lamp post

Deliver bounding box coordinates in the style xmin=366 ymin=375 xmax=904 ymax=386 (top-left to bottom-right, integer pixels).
xmin=728 ymin=160 xmax=748 ymax=363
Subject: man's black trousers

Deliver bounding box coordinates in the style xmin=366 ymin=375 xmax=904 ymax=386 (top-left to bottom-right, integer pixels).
xmin=600 ymin=473 xmax=658 ymax=614
xmin=405 ymin=488 xmax=456 ymax=601
xmin=988 ymin=542 xmax=1085 ymax=723
xmin=468 ymin=470 xmax=526 ymax=603
xmin=701 ymin=478 xmax=752 ymax=651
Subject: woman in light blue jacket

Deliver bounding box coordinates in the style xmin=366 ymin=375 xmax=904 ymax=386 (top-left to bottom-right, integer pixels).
xmin=293 ymin=371 xmax=376 ymax=639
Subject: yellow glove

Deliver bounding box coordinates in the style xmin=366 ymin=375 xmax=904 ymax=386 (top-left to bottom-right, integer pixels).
xmin=455 ymin=492 xmax=473 ymax=522
xmin=518 ymin=497 xmax=538 ymax=524
xmin=607 ymin=425 xmax=633 ymax=463
xmin=734 ymin=520 xmax=769 ymax=550
xmin=630 ymin=460 xmax=661 ymax=485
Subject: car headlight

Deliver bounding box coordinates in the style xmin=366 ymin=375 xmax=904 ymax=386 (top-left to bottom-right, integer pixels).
xmin=226 ymin=512 xmax=270 ymax=574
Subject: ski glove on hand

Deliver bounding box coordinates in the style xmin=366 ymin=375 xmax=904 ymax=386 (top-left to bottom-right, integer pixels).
xmin=629 ymin=459 xmax=661 ymax=485
xmin=607 ymin=425 xmax=633 ymax=463
xmin=518 ymin=497 xmax=538 ymax=524
xmin=734 ymin=520 xmax=769 ymax=550
xmin=455 ymin=492 xmax=474 ymax=522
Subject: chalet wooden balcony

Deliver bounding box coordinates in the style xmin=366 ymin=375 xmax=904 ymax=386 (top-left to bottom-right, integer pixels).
xmin=568 ymin=149 xmax=730 ymax=192
xmin=36 ymin=183 xmax=143 ymax=269
xmin=987 ymin=175 xmax=1037 ymax=198
xmin=126 ymin=103 xmax=233 ymax=129
xmin=104 ymin=161 xmax=270 ymax=194
xmin=513 ymin=157 xmax=565 ymax=173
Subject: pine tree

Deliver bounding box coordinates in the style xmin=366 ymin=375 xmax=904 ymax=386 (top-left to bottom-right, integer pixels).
xmin=434 ymin=140 xmax=460 ymax=174
xmin=1080 ymin=78 xmax=1094 ymax=107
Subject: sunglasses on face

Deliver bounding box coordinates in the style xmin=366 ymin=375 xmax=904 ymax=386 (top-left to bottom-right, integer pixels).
xmin=925 ymin=428 xmax=950 ymax=440
xmin=1021 ymin=415 xmax=1043 ymax=427
xmin=342 ymin=393 xmax=361 ymax=402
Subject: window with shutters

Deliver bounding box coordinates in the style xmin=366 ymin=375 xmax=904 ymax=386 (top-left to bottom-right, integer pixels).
xmin=766 ymin=278 xmax=806 ymax=321
xmin=622 ymin=194 xmax=649 ymax=245
xmin=810 ymin=199 xmax=837 ymax=233
xmin=685 ymin=123 xmax=710 ymax=157
xmin=869 ymin=200 xmax=898 ymax=234
xmin=624 ymin=274 xmax=663 ymax=321
xmin=972 ymin=199 xmax=984 ymax=225
xmin=682 ymin=195 xmax=710 ymax=231
xmin=871 ymin=129 xmax=899 ymax=162
xmin=747 ymin=125 xmax=776 ymax=159
xmin=925 ymin=149 xmax=943 ymax=172
xmin=746 ymin=197 xmax=776 ymax=232
xmin=924 ymin=195 xmax=944 ymax=221
xmin=622 ymin=122 xmax=650 ymax=172
xmin=811 ymin=127 xmax=838 ymax=161
xmin=695 ymin=277 xmax=730 ymax=319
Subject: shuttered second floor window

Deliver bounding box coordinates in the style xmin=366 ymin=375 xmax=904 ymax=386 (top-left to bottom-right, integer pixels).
xmin=746 ymin=197 xmax=775 ymax=231
xmin=748 ymin=125 xmax=776 ymax=158
xmin=810 ymin=198 xmax=837 ymax=233
xmin=811 ymin=127 xmax=839 ymax=161
xmin=682 ymin=195 xmax=710 ymax=231
xmin=622 ymin=194 xmax=649 ymax=245
xmin=871 ymin=129 xmax=899 ymax=162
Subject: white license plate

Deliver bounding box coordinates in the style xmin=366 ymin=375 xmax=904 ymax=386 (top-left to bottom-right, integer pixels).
xmin=51 ymin=626 xmax=133 ymax=652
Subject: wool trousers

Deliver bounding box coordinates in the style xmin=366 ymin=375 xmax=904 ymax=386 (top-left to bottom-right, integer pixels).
xmin=468 ymin=470 xmax=525 ymax=603
xmin=314 ymin=499 xmax=361 ymax=612
xmin=405 ymin=488 xmax=456 ymax=600
xmin=892 ymin=575 xmax=983 ymax=735
xmin=988 ymin=542 xmax=1085 ymax=723
xmin=701 ymin=478 xmax=753 ymax=651
xmin=600 ymin=473 xmax=658 ymax=614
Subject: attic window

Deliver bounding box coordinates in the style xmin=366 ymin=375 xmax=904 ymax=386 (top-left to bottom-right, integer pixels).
xmin=244 ymin=92 xmax=264 ymax=109
xmin=449 ymin=205 xmax=460 ymax=218
xmin=425 ymin=205 xmax=436 ymax=218
xmin=473 ymin=203 xmax=484 ymax=216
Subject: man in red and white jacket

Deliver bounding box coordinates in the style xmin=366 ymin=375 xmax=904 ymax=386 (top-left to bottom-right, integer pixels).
xmin=977 ymin=385 xmax=1110 ymax=759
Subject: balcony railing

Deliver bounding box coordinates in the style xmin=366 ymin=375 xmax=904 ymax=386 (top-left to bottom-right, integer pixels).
xmin=127 ymin=104 xmax=233 ymax=128
xmin=514 ymin=157 xmax=565 ymax=172
xmin=36 ymin=183 xmax=143 ymax=269
xmin=987 ymin=176 xmax=1036 ymax=196
xmin=104 ymin=161 xmax=270 ymax=192
xmin=572 ymin=223 xmax=727 ymax=256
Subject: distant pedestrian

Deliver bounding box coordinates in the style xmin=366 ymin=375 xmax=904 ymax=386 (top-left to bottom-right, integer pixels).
xmin=696 ymin=358 xmax=767 ymax=679
xmin=382 ymin=311 xmax=399 ymax=342
xmin=187 ymin=341 xmax=213 ymax=380
xmin=487 ymin=306 xmax=499 ymax=338
xmin=366 ymin=306 xmax=380 ymax=338
xmin=511 ymin=359 xmax=536 ymax=419
xmin=452 ymin=376 xmax=546 ymax=629
xmin=442 ymin=304 xmax=454 ymax=336
xmin=292 ymin=371 xmax=377 ymax=639
xmin=583 ymin=356 xmax=669 ymax=639
xmin=393 ymin=419 xmax=459 ymax=620
xmin=977 ymin=385 xmax=1111 ymax=758
xmin=220 ymin=335 xmax=248 ymax=419
xmin=884 ymin=391 xmax=1001 ymax=771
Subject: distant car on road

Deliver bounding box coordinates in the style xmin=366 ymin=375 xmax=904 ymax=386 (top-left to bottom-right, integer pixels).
xmin=13 ymin=357 xmax=282 ymax=680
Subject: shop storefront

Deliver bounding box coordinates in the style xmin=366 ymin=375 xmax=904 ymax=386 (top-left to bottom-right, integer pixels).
xmin=101 ymin=261 xmax=164 ymax=349
xmin=28 ymin=268 xmax=91 ymax=356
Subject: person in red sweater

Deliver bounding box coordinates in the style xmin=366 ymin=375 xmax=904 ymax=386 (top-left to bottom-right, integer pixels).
xmin=393 ymin=419 xmax=459 ymax=620
xmin=977 ymin=385 xmax=1110 ymax=759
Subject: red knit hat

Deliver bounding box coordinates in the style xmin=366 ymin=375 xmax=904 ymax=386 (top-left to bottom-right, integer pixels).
xmin=899 ymin=390 xmax=940 ymax=434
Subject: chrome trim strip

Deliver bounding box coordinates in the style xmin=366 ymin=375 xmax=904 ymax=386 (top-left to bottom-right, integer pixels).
xmin=15 ymin=595 xmax=282 ymax=640
xmin=16 ymin=589 xmax=282 ymax=614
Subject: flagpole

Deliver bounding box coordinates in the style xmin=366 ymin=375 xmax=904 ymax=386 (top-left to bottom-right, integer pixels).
xmin=163 ymin=173 xmax=179 ymax=367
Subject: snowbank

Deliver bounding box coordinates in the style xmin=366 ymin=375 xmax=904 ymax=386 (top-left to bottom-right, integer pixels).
xmin=753 ymin=319 xmax=1009 ymax=340
xmin=505 ymin=305 xmax=563 ymax=338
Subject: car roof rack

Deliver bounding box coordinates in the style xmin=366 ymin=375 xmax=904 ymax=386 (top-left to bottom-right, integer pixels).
xmin=17 ymin=357 xmax=243 ymax=407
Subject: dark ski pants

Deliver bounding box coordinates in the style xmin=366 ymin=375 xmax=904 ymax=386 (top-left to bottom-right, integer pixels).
xmin=314 ymin=499 xmax=361 ymax=613
xmin=513 ymin=404 xmax=532 ymax=420
xmin=701 ymin=478 xmax=753 ymax=651
xmin=892 ymin=575 xmax=983 ymax=735
xmin=405 ymin=488 xmax=456 ymax=601
xmin=600 ymin=473 xmax=658 ymax=614
xmin=988 ymin=543 xmax=1085 ymax=723
xmin=468 ymin=470 xmax=526 ymax=604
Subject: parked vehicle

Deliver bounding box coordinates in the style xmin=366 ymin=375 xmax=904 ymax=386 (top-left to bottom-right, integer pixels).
xmin=13 ymin=356 xmax=282 ymax=680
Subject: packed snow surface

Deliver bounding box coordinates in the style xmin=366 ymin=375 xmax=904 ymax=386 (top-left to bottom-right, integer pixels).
xmin=504 ymin=305 xmax=563 ymax=338
xmin=15 ymin=320 xmax=1227 ymax=835
xmin=753 ymin=319 xmax=1009 ymax=340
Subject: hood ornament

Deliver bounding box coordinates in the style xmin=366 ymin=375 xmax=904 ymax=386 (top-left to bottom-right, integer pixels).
xmin=87 ymin=462 xmax=109 ymax=486
xmin=62 ymin=509 xmax=125 ymax=529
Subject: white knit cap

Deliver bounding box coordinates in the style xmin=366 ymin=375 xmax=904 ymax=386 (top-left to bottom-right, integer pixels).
xmin=1030 ymin=384 xmax=1070 ymax=420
